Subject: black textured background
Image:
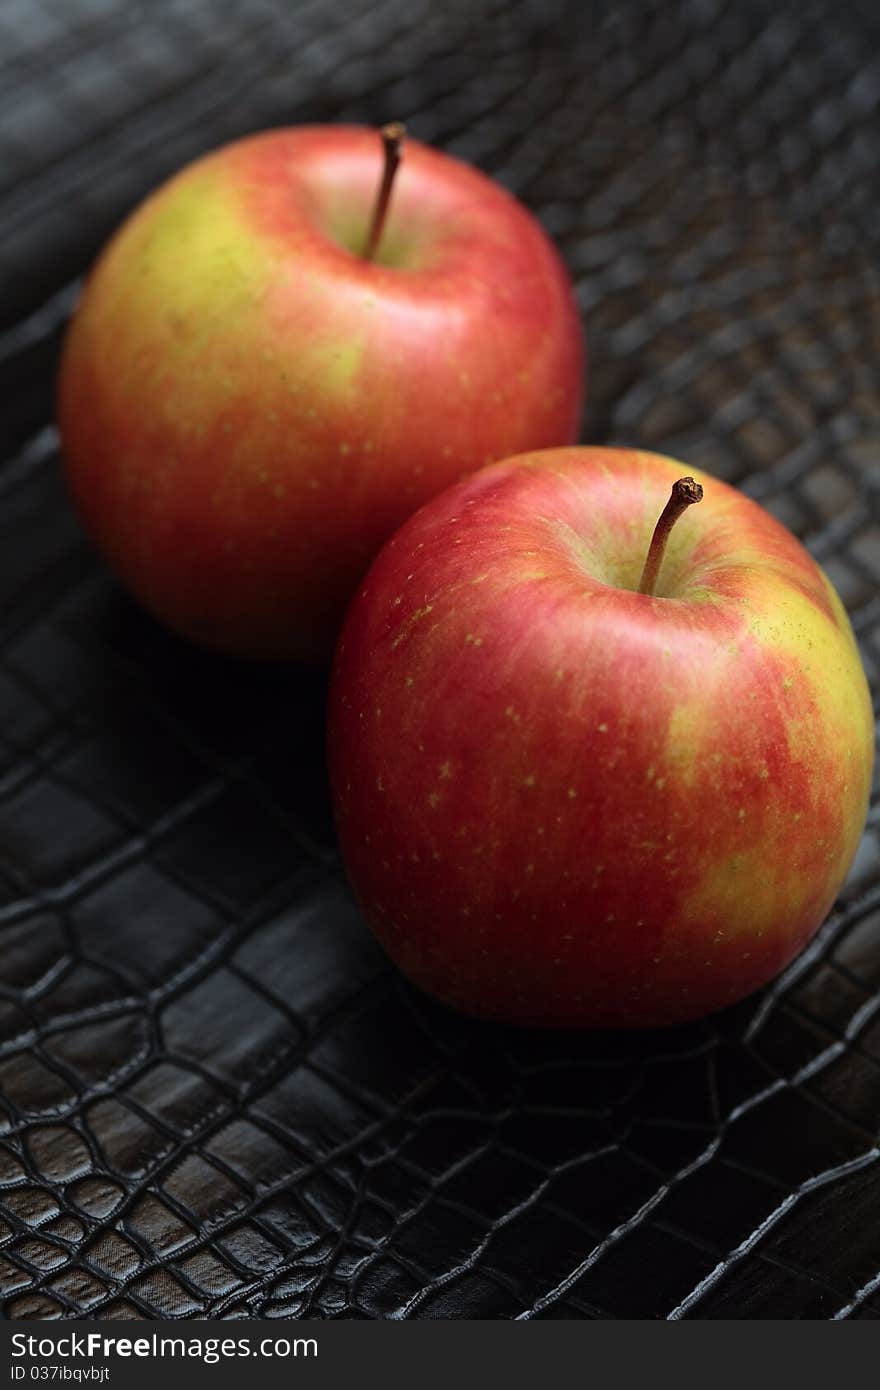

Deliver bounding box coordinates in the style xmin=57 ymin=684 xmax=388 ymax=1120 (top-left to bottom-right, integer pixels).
xmin=1 ymin=0 xmax=879 ymax=1320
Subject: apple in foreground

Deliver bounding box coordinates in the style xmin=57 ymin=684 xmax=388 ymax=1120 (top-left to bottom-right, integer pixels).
xmin=57 ymin=124 xmax=584 ymax=662
xmin=328 ymin=447 xmax=874 ymax=1029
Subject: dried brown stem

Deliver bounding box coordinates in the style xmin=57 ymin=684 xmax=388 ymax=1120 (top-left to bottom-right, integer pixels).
xmin=638 ymin=477 xmax=704 ymax=597
xmin=363 ymin=122 xmax=406 ymax=262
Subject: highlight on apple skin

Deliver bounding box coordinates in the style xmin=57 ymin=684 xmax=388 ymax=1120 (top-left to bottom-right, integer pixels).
xmin=57 ymin=125 xmax=585 ymax=663
xmin=328 ymin=447 xmax=874 ymax=1030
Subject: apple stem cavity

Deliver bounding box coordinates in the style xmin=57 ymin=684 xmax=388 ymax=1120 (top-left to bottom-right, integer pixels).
xmin=363 ymin=122 xmax=406 ymax=263
xmin=638 ymin=477 xmax=704 ymax=597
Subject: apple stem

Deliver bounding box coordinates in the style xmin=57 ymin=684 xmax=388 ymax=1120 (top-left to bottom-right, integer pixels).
xmin=363 ymin=122 xmax=406 ymax=262
xmin=638 ymin=477 xmax=704 ymax=597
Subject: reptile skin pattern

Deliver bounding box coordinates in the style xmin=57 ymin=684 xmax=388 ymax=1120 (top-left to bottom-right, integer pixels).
xmin=0 ymin=0 xmax=879 ymax=1319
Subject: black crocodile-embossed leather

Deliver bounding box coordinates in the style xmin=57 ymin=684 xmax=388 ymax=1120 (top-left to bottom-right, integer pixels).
xmin=1 ymin=0 xmax=879 ymax=1320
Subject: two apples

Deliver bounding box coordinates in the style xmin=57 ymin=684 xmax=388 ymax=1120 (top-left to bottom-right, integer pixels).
xmin=58 ymin=126 xmax=873 ymax=1029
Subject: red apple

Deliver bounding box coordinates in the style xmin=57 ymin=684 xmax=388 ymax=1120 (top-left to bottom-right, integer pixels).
xmin=328 ymin=447 xmax=874 ymax=1029
xmin=57 ymin=124 xmax=584 ymax=662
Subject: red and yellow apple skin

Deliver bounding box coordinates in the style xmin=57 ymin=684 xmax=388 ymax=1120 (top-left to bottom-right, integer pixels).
xmin=328 ymin=447 xmax=874 ymax=1030
xmin=57 ymin=126 xmax=584 ymax=662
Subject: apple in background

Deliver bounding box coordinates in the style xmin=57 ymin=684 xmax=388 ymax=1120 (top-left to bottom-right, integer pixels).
xmin=57 ymin=124 xmax=584 ymax=662
xmin=328 ymin=447 xmax=874 ymax=1030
